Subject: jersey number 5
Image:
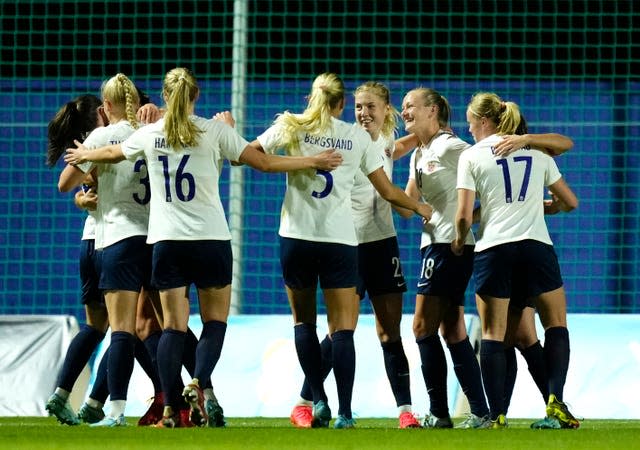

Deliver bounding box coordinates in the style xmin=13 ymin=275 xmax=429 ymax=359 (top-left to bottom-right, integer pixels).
xmin=311 ymin=169 xmax=334 ymax=199
xmin=496 ymin=156 xmax=532 ymax=203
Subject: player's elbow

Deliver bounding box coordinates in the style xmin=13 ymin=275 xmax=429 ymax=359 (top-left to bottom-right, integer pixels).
xmin=563 ymin=197 xmax=578 ymax=212
xmin=58 ymin=180 xmax=74 ymax=193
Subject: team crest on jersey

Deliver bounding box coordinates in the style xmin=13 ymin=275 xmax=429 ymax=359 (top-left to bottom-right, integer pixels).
xmin=427 ymin=161 xmax=437 ymax=173
xmin=385 ymin=146 xmax=392 ymax=158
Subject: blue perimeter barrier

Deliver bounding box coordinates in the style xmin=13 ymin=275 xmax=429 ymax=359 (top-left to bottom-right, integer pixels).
xmin=0 ymin=79 xmax=638 ymax=316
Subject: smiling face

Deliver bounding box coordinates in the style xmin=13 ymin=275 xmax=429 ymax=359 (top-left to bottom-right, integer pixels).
xmin=355 ymin=90 xmax=388 ymax=140
xmin=401 ymin=90 xmax=439 ymax=138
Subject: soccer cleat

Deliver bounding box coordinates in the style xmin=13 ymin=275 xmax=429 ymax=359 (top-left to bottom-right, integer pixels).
xmin=491 ymin=414 xmax=508 ymax=429
xmin=180 ymin=408 xmax=194 ymax=428
xmin=205 ymin=399 xmax=226 ymax=428
xmin=90 ymin=414 xmax=127 ymax=427
xmin=530 ymin=416 xmax=562 ymax=429
xmin=154 ymin=413 xmax=180 ymax=429
xmin=311 ymin=400 xmax=332 ymax=428
xmin=546 ymin=394 xmax=580 ymax=429
xmin=422 ymin=413 xmax=453 ymax=428
xmin=45 ymin=393 xmax=80 ymax=426
xmin=138 ymin=392 xmax=164 ymax=426
xmin=455 ymin=413 xmax=492 ymax=429
xmin=290 ymin=404 xmax=313 ymax=428
xmin=333 ymin=415 xmax=356 ymax=429
xmin=77 ymin=402 xmax=105 ymax=424
xmin=398 ymin=411 xmax=421 ymax=429
xmin=183 ymin=380 xmax=209 ymax=427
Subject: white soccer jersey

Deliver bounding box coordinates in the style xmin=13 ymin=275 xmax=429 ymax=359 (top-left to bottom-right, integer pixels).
xmin=257 ymin=116 xmax=382 ymax=246
xmin=120 ymin=116 xmax=248 ymax=243
xmin=81 ymin=213 xmax=97 ymax=241
xmin=351 ymin=133 xmax=396 ymax=244
xmin=409 ymin=131 xmax=474 ymax=247
xmin=457 ymin=133 xmax=562 ymax=252
xmin=78 ymin=121 xmax=149 ymax=249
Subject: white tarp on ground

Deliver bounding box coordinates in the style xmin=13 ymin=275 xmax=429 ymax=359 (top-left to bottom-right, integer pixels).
xmin=0 ymin=315 xmax=88 ymax=416
xmin=2 ymin=313 xmax=639 ymax=419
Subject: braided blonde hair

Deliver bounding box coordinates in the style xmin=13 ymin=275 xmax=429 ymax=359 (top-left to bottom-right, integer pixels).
xmin=101 ymin=73 xmax=140 ymax=130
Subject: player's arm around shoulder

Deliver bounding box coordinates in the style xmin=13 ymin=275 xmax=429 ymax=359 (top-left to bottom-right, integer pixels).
xmin=238 ymin=140 xmax=343 ymax=173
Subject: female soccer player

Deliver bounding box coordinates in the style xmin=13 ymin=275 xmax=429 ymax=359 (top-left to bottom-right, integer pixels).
xmin=290 ymin=81 xmax=422 ymax=429
xmin=58 ymin=73 xmax=156 ymax=427
xmin=252 ymin=73 xmax=432 ymax=429
xmin=396 ymin=87 xmax=492 ymax=428
xmin=64 ymin=67 xmax=345 ymax=428
xmin=452 ymin=91 xmax=579 ymax=429
xmin=45 ymin=94 xmax=108 ymax=426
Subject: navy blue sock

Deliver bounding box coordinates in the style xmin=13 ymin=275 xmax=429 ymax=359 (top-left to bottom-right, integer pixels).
xmin=157 ymin=328 xmax=186 ymax=408
xmin=183 ymin=327 xmax=198 ymax=379
xmin=135 ymin=336 xmax=162 ymax=394
xmin=520 ymin=340 xmax=548 ymax=402
xmin=89 ymin=347 xmax=110 ymax=403
xmin=544 ymin=327 xmax=570 ymax=402
xmin=381 ymin=339 xmax=412 ymax=407
xmin=182 ymin=328 xmax=212 ymax=390
xmin=503 ymin=346 xmax=517 ymax=414
xmin=416 ymin=334 xmax=449 ymax=418
xmin=480 ymin=339 xmax=506 ymax=420
xmin=300 ymin=334 xmax=332 ymax=402
xmin=294 ymin=323 xmax=327 ymax=404
xmin=57 ymin=324 xmax=105 ymax=391
xmin=449 ymin=337 xmax=489 ymax=417
xmin=107 ymin=331 xmax=136 ymax=401
xmin=142 ymin=331 xmax=161 ymax=370
xmin=332 ymin=329 xmax=355 ymax=419
xmin=194 ymin=320 xmax=227 ymax=384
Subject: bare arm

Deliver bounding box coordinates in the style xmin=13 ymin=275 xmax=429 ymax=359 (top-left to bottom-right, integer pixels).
xmin=64 ymin=140 xmax=126 ymax=165
xmin=452 ymin=188 xmax=475 ymax=255
xmin=547 ymin=177 xmax=578 ymax=212
xmin=493 ymin=133 xmax=573 ymax=157
xmin=58 ymin=164 xmax=89 ymax=192
xmin=367 ymin=167 xmax=432 ymax=220
xmin=392 ymin=177 xmax=421 ymax=219
xmin=239 ymin=140 xmax=343 ymax=173
xmin=393 ymin=133 xmax=419 ymax=160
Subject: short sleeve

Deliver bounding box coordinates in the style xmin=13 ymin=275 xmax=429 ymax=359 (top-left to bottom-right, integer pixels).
xmin=544 ymin=155 xmax=562 ymax=186
xmin=256 ymin=123 xmax=283 ymax=154
xmin=456 ymin=150 xmax=476 ymax=192
xmin=120 ymin=128 xmax=146 ymax=161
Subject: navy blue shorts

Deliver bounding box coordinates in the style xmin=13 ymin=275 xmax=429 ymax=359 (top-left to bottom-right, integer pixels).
xmin=99 ymin=235 xmax=152 ymax=292
xmin=356 ymin=236 xmax=407 ymax=300
xmin=152 ymin=240 xmax=232 ymax=290
xmin=79 ymin=239 xmax=103 ymax=305
xmin=474 ymin=239 xmax=563 ymax=299
xmin=280 ymin=237 xmax=357 ymax=289
xmin=416 ymin=243 xmax=474 ymax=306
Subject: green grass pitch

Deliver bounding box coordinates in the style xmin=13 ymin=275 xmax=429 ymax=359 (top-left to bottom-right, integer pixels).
xmin=1 ymin=417 xmax=639 ymax=450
